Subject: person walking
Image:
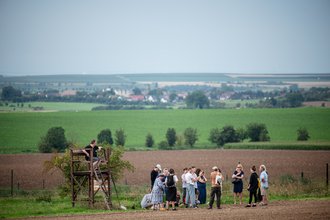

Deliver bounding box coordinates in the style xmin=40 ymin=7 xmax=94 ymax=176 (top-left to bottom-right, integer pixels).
xmin=232 ymin=163 xmax=244 ymax=205
xmin=208 ymin=166 xmax=223 ymax=209
xmin=246 ymin=165 xmax=259 ymax=207
xmin=259 ymin=164 xmax=269 ymax=206
xmin=197 ymin=170 xmax=207 ymax=204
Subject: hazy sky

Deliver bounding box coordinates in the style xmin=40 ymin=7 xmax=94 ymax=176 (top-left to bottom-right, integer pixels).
xmin=0 ymin=0 xmax=329 ymax=75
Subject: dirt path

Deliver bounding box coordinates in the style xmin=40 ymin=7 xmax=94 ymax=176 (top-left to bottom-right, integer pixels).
xmin=16 ymin=200 xmax=330 ymax=220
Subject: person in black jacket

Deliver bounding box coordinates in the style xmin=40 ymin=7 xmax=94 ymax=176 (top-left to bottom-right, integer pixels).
xmin=246 ymin=165 xmax=259 ymax=207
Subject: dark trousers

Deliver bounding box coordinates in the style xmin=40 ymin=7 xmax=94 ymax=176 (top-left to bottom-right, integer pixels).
xmin=249 ymin=190 xmax=257 ymax=204
xmin=209 ymin=187 xmax=221 ymax=208
xmin=182 ymin=188 xmax=186 ymax=204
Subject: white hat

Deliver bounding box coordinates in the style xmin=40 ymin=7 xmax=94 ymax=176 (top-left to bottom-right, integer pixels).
xmin=156 ymin=164 xmax=162 ymax=171
xmin=212 ymin=166 xmax=218 ymax=170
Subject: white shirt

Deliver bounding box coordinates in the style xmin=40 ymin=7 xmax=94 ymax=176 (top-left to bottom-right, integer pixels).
xmin=260 ymin=171 xmax=269 ymax=188
xmin=185 ymin=172 xmax=194 ymax=185
xmin=181 ymin=173 xmax=187 ymax=188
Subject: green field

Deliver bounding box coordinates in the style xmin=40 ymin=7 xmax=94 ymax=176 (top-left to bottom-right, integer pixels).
xmin=1 ymin=107 xmax=330 ymax=153
xmin=0 ymin=102 xmax=107 ymax=112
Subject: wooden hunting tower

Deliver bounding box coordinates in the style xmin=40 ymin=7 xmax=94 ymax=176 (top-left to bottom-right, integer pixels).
xmin=70 ymin=148 xmax=112 ymax=209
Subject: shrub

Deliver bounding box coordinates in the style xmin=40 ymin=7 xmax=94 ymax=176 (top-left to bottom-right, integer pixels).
xmin=115 ymin=128 xmax=127 ymax=146
xmin=209 ymin=128 xmax=224 ymax=147
xmin=97 ymin=129 xmax=114 ymax=145
xmin=145 ymin=133 xmax=154 ymax=148
xmin=246 ymin=123 xmax=270 ymax=142
xmin=184 ymin=127 xmax=198 ymax=147
xmin=158 ymin=140 xmax=170 ymax=150
xmin=297 ymin=127 xmax=310 ymax=141
xmin=166 ymin=128 xmax=176 ymax=147
xmin=38 ymin=127 xmax=67 ymax=153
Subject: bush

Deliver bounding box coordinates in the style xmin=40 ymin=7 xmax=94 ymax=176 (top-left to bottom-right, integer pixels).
xmin=246 ymin=123 xmax=270 ymax=142
xmin=184 ymin=127 xmax=198 ymax=147
xmin=209 ymin=128 xmax=224 ymax=147
xmin=209 ymin=126 xmax=242 ymax=147
xmin=115 ymin=128 xmax=127 ymax=146
xmin=297 ymin=127 xmax=310 ymax=141
xmin=97 ymin=129 xmax=114 ymax=145
xmin=145 ymin=133 xmax=154 ymax=148
xmin=166 ymin=128 xmax=176 ymax=147
xmin=158 ymin=140 xmax=170 ymax=150
xmin=38 ymin=127 xmax=67 ymax=153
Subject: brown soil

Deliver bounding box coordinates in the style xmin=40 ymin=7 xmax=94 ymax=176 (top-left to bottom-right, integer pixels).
xmin=1 ymin=150 xmax=330 ymax=189
xmin=13 ymin=200 xmax=330 ymax=220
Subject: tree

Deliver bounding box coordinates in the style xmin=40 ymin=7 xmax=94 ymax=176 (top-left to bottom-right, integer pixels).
xmin=246 ymin=123 xmax=270 ymax=142
xmin=285 ymin=92 xmax=304 ymax=107
xmin=38 ymin=127 xmax=67 ymax=153
xmin=97 ymin=129 xmax=114 ymax=145
xmin=209 ymin=126 xmax=242 ymax=147
xmin=145 ymin=133 xmax=154 ymax=148
xmin=115 ymin=128 xmax=127 ymax=146
xmin=186 ymin=91 xmax=210 ymax=109
xmin=209 ymin=128 xmax=224 ymax=147
xmin=166 ymin=128 xmax=176 ymax=147
xmin=1 ymin=86 xmax=22 ymax=101
xmin=169 ymin=93 xmax=178 ymax=102
xmin=158 ymin=140 xmax=170 ymax=150
xmin=132 ymin=87 xmax=142 ymax=95
xmin=43 ymin=145 xmax=134 ymax=196
xmin=220 ymin=125 xmax=240 ymax=143
xmin=184 ymin=127 xmax=198 ymax=147
xmin=297 ymin=127 xmax=310 ymax=141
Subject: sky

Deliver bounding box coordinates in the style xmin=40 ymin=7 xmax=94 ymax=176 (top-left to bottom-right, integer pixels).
xmin=0 ymin=0 xmax=330 ymax=76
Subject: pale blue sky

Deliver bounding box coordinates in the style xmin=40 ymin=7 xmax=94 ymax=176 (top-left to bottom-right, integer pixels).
xmin=0 ymin=0 xmax=329 ymax=75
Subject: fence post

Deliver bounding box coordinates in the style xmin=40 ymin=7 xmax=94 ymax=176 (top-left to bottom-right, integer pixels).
xmin=43 ymin=179 xmax=45 ymax=189
xmin=11 ymin=170 xmax=14 ymax=197
xmin=301 ymin=172 xmax=304 ymax=179
xmin=326 ymin=163 xmax=329 ymax=187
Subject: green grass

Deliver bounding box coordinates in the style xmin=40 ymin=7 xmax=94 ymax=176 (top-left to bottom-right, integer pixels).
xmin=1 ymin=107 xmax=330 ymax=153
xmin=0 ymin=102 xmax=107 ymax=112
xmin=0 ymin=180 xmax=329 ymax=219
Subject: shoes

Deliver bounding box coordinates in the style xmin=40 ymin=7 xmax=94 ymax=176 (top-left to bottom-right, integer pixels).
xmin=217 ymin=207 xmax=222 ymax=209
xmin=245 ymin=204 xmax=251 ymax=208
xmin=172 ymin=208 xmax=177 ymax=211
xmin=207 ymin=207 xmax=212 ymax=209
xmin=252 ymin=204 xmax=257 ymax=207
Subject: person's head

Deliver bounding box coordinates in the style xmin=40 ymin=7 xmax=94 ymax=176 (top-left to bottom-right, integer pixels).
xmin=163 ymin=168 xmax=169 ymax=176
xmin=90 ymin=139 xmax=96 ymax=147
xmin=183 ymin=167 xmax=188 ymax=174
xmin=158 ymin=174 xmax=165 ymax=180
xmin=156 ymin=164 xmax=162 ymax=172
xmin=191 ymin=166 xmax=196 ymax=173
xmin=196 ymin=168 xmax=201 ymax=176
xmin=200 ymin=170 xmax=205 ymax=176
xmin=169 ymin=168 xmax=175 ymax=175
xmin=217 ymin=167 xmax=222 ymax=173
xmin=251 ymin=165 xmax=256 ymax=173
xmin=236 ymin=163 xmax=243 ymax=171
xmin=259 ymin=164 xmax=266 ymax=172
xmin=212 ymin=166 xmax=218 ymax=172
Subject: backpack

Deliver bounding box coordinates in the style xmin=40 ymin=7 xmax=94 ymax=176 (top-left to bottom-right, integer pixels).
xmin=166 ymin=175 xmax=175 ymax=188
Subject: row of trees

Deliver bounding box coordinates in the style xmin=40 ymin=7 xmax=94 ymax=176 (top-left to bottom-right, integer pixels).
xmin=38 ymin=127 xmax=127 ymax=153
xmin=38 ymin=125 xmax=310 ymax=153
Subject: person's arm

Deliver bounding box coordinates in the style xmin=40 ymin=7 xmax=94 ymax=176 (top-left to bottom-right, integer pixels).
xmin=82 ymin=149 xmax=89 ymax=157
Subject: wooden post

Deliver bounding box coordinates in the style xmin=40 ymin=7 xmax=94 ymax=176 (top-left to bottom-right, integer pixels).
xmin=326 ymin=163 xmax=329 ymax=187
xmin=70 ymin=149 xmax=75 ymax=207
xmin=42 ymin=179 xmax=45 ymax=189
xmin=301 ymin=172 xmax=304 ymax=179
xmin=11 ymin=170 xmax=14 ymax=197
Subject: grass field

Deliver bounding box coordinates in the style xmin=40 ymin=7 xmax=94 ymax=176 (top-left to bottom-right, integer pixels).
xmin=0 ymin=102 xmax=107 ymax=112
xmin=1 ymin=107 xmax=330 ymax=153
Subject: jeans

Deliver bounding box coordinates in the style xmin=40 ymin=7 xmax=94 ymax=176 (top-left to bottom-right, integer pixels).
xmin=185 ymin=184 xmax=196 ymax=207
xmin=209 ymin=187 xmax=221 ymax=208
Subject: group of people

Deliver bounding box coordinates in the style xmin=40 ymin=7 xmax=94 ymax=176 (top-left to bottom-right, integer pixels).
xmin=148 ymin=163 xmax=269 ymax=210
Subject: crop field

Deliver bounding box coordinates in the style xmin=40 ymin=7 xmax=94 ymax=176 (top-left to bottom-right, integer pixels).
xmin=1 ymin=107 xmax=330 ymax=153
